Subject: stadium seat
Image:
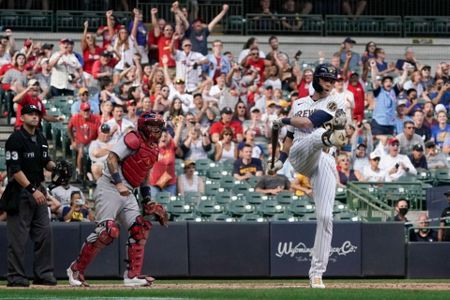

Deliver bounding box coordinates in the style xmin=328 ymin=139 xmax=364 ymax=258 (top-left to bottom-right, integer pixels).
xmin=239 ymin=213 xmax=266 ymax=222
xmin=333 ymin=201 xmax=348 ymax=214
xmin=288 ymin=200 xmax=315 ymax=217
xmin=433 ymin=168 xmax=450 ymax=186
xmin=205 ymin=181 xmax=221 ymax=196
xmin=335 ymin=212 xmax=359 ymax=221
xmin=257 ymin=199 xmax=285 ymax=217
xmin=300 ymin=213 xmax=317 ymax=221
xmin=166 ymin=200 xmax=193 ymax=218
xmin=215 ymin=194 xmax=235 ymax=205
xmin=207 ymin=166 xmax=229 ymax=180
xmin=247 ymin=176 xmax=262 ymax=187
xmin=271 ymin=213 xmax=299 ymax=222
xmin=275 ymin=191 xmax=296 ymax=205
xmin=219 ymin=175 xmax=237 ymax=190
xmin=173 ymin=213 xmax=203 ymax=222
xmin=155 ymin=192 xmax=173 ymax=205
xmin=184 ymin=192 xmax=205 ymax=204
xmin=335 ymin=186 xmax=347 ymax=202
xmin=195 ymin=158 xmax=215 ymax=176
xmin=227 ymin=200 xmax=255 ymax=217
xmin=244 ymin=191 xmax=266 ymax=205
xmin=210 ymin=213 xmax=236 ymax=222
xmin=196 ymin=200 xmax=224 ymax=217
xmin=221 ymin=159 xmax=235 ymax=174
xmin=232 ymin=182 xmax=252 ymax=195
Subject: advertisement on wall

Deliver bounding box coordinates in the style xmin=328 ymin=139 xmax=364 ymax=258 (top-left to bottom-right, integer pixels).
xmin=270 ymin=222 xmax=362 ymax=277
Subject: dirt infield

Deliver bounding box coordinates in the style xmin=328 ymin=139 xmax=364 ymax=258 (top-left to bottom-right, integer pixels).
xmin=1 ymin=281 xmax=450 ymax=291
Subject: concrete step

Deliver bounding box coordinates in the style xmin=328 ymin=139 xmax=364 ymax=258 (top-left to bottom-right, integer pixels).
xmin=0 ymin=125 xmax=14 ymax=133
xmin=0 ymin=132 xmax=12 ymax=140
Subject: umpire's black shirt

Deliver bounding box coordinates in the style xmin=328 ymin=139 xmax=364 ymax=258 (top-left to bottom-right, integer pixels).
xmin=5 ymin=127 xmax=51 ymax=185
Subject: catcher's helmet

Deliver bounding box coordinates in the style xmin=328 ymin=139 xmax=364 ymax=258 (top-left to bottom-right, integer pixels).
xmin=51 ymin=160 xmax=74 ymax=186
xmin=312 ymin=63 xmax=338 ymax=93
xmin=137 ymin=112 xmax=165 ymax=143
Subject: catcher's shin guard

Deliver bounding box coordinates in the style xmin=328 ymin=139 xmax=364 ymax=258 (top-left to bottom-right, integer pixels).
xmin=126 ymin=215 xmax=152 ymax=279
xmin=72 ymin=220 xmax=120 ymax=272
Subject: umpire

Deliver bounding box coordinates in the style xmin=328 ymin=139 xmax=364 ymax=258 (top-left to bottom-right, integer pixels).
xmin=2 ymin=104 xmax=57 ymax=287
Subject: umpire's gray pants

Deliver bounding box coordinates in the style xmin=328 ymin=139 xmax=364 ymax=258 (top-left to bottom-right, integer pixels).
xmin=7 ymin=189 xmax=54 ymax=282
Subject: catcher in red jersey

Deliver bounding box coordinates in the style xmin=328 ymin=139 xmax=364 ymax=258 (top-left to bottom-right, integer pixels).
xmin=67 ymin=112 xmax=168 ymax=287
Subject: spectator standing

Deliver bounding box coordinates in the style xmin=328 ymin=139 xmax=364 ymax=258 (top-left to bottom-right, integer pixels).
xmin=97 ymin=10 xmax=120 ymax=49
xmin=71 ymin=87 xmax=100 ymax=115
xmin=48 ymin=39 xmax=82 ymax=97
xmin=379 ymin=137 xmax=417 ymax=182
xmin=151 ymin=8 xmax=179 ymax=72
xmin=369 ymin=63 xmax=407 ymax=139
xmin=403 ymin=71 xmax=424 ymax=98
xmin=207 ymin=40 xmax=231 ymax=83
xmin=338 ymin=37 xmax=360 ymax=71
xmin=67 ymin=102 xmax=101 ymax=178
xmin=181 ymin=127 xmax=211 ymax=161
xmin=431 ymin=111 xmax=450 ymax=149
xmin=412 ymin=109 xmax=431 ymax=142
xmin=332 ymin=72 xmax=356 ymax=124
xmin=361 ymin=152 xmax=386 ymax=182
xmin=351 ymin=143 xmax=370 ymax=174
xmin=128 ymin=8 xmax=149 ymax=64
xmin=106 ymin=104 xmax=135 ymax=143
xmin=214 ymin=127 xmax=238 ymax=162
xmin=396 ymin=120 xmax=424 ymax=155
xmin=408 ymin=144 xmax=428 ymax=170
xmin=395 ymin=47 xmax=419 ymax=73
xmin=425 ymin=140 xmax=449 ymax=169
xmin=81 ymin=21 xmax=103 ymax=87
xmin=184 ymin=4 xmax=229 ymax=56
xmin=393 ymin=99 xmax=412 ymax=135
xmin=88 ymin=123 xmax=114 ymax=180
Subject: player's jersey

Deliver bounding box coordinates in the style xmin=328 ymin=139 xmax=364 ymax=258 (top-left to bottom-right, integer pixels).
xmin=287 ymin=94 xmax=345 ymax=142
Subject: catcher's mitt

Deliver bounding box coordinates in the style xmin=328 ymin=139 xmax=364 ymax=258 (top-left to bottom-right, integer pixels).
xmin=143 ymin=200 xmax=168 ymax=226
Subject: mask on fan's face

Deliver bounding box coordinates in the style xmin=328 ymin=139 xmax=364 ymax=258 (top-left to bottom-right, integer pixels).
xmin=399 ymin=207 xmax=408 ymax=216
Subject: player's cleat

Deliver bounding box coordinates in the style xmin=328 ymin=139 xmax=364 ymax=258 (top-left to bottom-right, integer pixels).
xmin=67 ymin=263 xmax=89 ymax=287
xmin=322 ymin=129 xmax=347 ymax=147
xmin=309 ymin=276 xmax=326 ymax=288
xmin=123 ymin=271 xmax=154 ymax=287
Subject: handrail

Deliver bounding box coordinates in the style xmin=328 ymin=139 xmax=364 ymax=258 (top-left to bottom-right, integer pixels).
xmin=346 ymin=182 xmax=393 ymax=221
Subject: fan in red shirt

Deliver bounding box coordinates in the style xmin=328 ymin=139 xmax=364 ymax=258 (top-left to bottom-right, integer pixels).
xmin=68 ymin=102 xmax=101 ymax=176
xmin=96 ymin=11 xmax=121 ymax=49
xmin=209 ymin=106 xmax=244 ymax=143
xmin=241 ymin=46 xmax=270 ymax=84
xmin=151 ymin=8 xmax=179 ymax=68
xmin=149 ymin=130 xmax=178 ymax=197
xmin=13 ymin=79 xmax=63 ymax=129
xmin=297 ymin=68 xmax=314 ymax=98
xmin=345 ymin=71 xmax=365 ymax=123
xmin=92 ymin=51 xmax=117 ymax=80
xmin=82 ymin=21 xmax=104 ymax=77
xmin=147 ymin=16 xmax=166 ymax=64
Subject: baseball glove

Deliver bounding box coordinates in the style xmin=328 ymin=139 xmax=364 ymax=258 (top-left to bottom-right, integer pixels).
xmin=143 ymin=200 xmax=169 ymax=226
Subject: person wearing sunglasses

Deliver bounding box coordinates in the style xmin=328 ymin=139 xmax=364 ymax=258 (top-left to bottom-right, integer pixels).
xmin=361 ymin=152 xmax=386 ymax=182
xmin=379 ymin=137 xmax=417 ymax=182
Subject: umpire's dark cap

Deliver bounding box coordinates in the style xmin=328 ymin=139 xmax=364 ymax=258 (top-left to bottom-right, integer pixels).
xmin=444 ymin=191 xmax=450 ymax=196
xmin=21 ymin=104 xmax=42 ymax=115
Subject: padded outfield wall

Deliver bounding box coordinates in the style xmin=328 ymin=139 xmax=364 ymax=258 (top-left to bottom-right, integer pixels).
xmin=1 ymin=222 xmax=450 ymax=279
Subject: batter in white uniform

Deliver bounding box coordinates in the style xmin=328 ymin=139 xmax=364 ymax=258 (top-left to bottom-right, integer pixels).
xmin=272 ymin=64 xmax=347 ymax=288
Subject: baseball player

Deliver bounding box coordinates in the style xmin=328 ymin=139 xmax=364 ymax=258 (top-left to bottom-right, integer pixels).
xmin=272 ymin=64 xmax=347 ymax=288
xmin=67 ymin=112 xmax=168 ymax=287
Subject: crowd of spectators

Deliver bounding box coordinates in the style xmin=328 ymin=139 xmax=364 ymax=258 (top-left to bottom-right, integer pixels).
xmin=0 ymin=2 xmax=449 ymax=232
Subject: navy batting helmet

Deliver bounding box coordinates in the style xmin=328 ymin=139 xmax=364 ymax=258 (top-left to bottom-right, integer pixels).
xmin=137 ymin=112 xmax=165 ymax=143
xmin=312 ymin=63 xmax=338 ymax=93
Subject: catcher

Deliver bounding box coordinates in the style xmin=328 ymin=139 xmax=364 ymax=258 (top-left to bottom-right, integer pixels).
xmin=67 ymin=112 xmax=168 ymax=287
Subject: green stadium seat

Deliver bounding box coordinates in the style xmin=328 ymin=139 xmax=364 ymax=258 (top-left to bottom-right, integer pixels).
xmin=239 ymin=213 xmax=266 ymax=222
xmin=245 ymin=192 xmax=266 ymax=205
xmin=207 ymin=166 xmax=229 ymax=179
xmin=210 ymin=213 xmax=236 ymax=222
xmin=333 ymin=201 xmax=348 ymax=214
xmin=219 ymin=175 xmax=237 ymax=190
xmin=215 ymin=194 xmax=235 ymax=205
xmin=195 ymin=158 xmax=215 ymax=176
xmin=221 ymin=159 xmax=235 ymax=174
xmin=227 ymin=200 xmax=255 ymax=217
xmin=232 ymin=182 xmax=252 ymax=195
xmin=247 ymin=176 xmax=262 ymax=187
xmin=335 ymin=186 xmax=347 ymax=202
xmin=257 ymin=199 xmax=285 ymax=217
xmin=205 ymin=181 xmax=221 ymax=196
xmin=155 ymin=192 xmax=172 ymax=205
xmin=335 ymin=212 xmax=359 ymax=221
xmin=433 ymin=168 xmax=450 ymax=185
xmin=183 ymin=192 xmax=205 ymax=204
xmin=173 ymin=213 xmax=203 ymax=222
xmin=271 ymin=213 xmax=299 ymax=222
xmin=275 ymin=191 xmax=296 ymax=205
xmin=300 ymin=213 xmax=317 ymax=221
xmin=288 ymin=200 xmax=315 ymax=217
xmin=166 ymin=200 xmax=193 ymax=218
xmin=196 ymin=200 xmax=224 ymax=217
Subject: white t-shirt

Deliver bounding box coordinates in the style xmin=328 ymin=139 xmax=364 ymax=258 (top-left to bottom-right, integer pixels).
xmin=379 ymin=153 xmax=417 ymax=182
xmin=50 ymin=52 xmax=81 ymax=90
xmin=175 ymin=50 xmax=206 ymax=92
xmin=168 ymin=84 xmax=194 ymax=113
xmin=88 ymin=139 xmax=112 ymax=164
xmin=0 ymin=52 xmax=11 ymax=67
xmin=113 ymin=36 xmax=137 ymax=70
xmin=106 ymin=118 xmax=135 ymax=143
xmin=361 ymin=166 xmax=386 ymax=182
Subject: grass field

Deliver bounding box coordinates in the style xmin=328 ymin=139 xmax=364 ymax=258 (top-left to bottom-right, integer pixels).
xmin=1 ymin=279 xmax=450 ymax=300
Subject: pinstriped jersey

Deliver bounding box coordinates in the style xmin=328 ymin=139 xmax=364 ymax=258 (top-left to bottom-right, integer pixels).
xmin=287 ymin=94 xmax=345 ymax=142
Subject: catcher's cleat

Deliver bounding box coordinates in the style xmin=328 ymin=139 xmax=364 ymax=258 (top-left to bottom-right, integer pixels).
xmin=67 ymin=263 xmax=90 ymax=287
xmin=123 ymin=271 xmax=154 ymax=287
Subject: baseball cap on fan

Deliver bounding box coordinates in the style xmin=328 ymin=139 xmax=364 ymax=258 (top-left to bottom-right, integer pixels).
xmin=21 ymin=104 xmax=42 ymax=115
xmin=80 ymin=102 xmax=91 ymax=111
